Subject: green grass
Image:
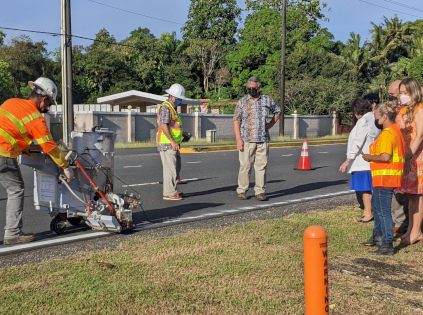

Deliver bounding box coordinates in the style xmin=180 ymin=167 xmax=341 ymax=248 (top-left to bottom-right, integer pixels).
xmin=114 ymin=133 xmax=349 ymax=150
xmin=0 ymin=206 xmax=421 ymax=314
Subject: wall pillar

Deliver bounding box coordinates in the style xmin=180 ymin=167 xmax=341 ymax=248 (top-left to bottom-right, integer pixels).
xmin=127 ymin=111 xmax=135 ymax=142
xmin=292 ymin=110 xmax=299 ymax=139
xmin=332 ymin=111 xmax=338 ymax=136
xmin=194 ymin=112 xmax=201 ymax=139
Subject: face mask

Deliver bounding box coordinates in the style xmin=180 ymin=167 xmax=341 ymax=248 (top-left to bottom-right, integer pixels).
xmin=248 ymin=88 xmax=259 ymax=97
xmin=374 ymin=118 xmax=384 ymax=130
xmin=400 ymin=95 xmax=411 ymax=105
xmin=388 ymin=95 xmax=397 ymax=102
xmin=174 ymin=99 xmax=182 ymax=107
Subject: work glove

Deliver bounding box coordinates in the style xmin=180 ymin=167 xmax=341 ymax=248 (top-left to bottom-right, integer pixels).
xmin=63 ymin=167 xmax=74 ymax=182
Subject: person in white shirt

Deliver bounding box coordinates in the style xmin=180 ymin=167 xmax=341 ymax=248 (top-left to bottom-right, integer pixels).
xmin=339 ymin=98 xmax=381 ymax=222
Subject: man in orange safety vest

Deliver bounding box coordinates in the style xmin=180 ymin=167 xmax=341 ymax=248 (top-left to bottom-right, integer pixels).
xmin=0 ymin=77 xmax=74 ymax=245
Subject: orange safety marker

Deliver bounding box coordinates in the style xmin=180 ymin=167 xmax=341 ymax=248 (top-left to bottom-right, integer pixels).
xmin=304 ymin=225 xmax=328 ymax=315
xmin=296 ymin=138 xmax=313 ymax=170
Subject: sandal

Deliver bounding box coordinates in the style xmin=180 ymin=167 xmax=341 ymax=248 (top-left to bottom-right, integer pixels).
xmin=358 ymin=217 xmax=374 ymax=223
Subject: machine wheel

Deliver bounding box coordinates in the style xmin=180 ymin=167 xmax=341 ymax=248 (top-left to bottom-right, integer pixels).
xmin=67 ymin=217 xmax=82 ymax=226
xmin=50 ymin=216 xmax=67 ymax=234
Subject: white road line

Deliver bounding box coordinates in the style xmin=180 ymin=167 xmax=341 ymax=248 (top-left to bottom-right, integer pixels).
xmin=0 ymin=232 xmax=111 ymax=255
xmin=179 ymin=178 xmax=199 ymax=182
xmin=318 ymin=152 xmax=329 ymax=154
xmin=0 ymin=190 xmax=355 ymax=254
xmin=122 ymin=182 xmax=160 ymax=187
xmin=186 ymin=161 xmax=202 ymax=164
xmin=123 ymin=165 xmax=142 ymax=168
xmin=281 ymin=154 xmax=293 ymax=157
xmin=121 ymin=177 xmax=200 ymax=187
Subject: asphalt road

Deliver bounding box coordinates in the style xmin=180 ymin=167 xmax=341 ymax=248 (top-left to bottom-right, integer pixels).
xmin=0 ymin=143 xmax=351 ymax=244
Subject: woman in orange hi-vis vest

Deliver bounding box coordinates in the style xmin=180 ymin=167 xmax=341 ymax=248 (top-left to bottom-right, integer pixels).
xmin=0 ymin=78 xmax=74 ymax=245
xmin=395 ymin=78 xmax=423 ymax=245
xmin=362 ymin=101 xmax=405 ymax=255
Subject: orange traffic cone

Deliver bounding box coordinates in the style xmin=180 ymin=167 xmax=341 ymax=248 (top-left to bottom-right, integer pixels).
xmin=296 ymin=138 xmax=312 ymax=170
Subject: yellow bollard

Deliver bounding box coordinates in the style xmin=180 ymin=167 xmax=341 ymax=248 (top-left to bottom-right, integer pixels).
xmin=304 ymin=225 xmax=328 ymax=314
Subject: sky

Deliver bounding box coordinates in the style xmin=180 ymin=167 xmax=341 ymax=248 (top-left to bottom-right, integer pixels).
xmin=0 ymin=0 xmax=422 ymax=53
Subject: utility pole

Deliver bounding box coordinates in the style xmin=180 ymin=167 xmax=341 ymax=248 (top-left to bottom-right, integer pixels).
xmin=61 ymin=0 xmax=74 ymax=145
xmin=279 ymin=0 xmax=287 ymax=137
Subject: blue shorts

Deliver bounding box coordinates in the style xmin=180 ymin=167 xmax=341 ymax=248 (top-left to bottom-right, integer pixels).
xmin=350 ymin=171 xmax=373 ymax=192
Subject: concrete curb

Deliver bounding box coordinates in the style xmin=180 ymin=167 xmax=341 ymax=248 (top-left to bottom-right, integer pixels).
xmin=180 ymin=139 xmax=348 ymax=153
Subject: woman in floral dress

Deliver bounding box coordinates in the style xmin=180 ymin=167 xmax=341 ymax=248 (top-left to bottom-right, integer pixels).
xmin=396 ymin=78 xmax=423 ymax=244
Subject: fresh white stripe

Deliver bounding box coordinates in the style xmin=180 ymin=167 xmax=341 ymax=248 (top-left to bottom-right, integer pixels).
xmin=123 ymin=165 xmax=142 ymax=168
xmin=281 ymin=154 xmax=293 ymax=156
xmin=0 ymin=232 xmax=110 ymax=255
xmin=186 ymin=161 xmax=202 ymax=164
xmin=318 ymin=152 xmax=329 ymax=154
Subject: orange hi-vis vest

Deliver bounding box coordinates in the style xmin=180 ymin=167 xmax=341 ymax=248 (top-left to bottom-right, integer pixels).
xmin=156 ymin=101 xmax=183 ymax=144
xmin=370 ymin=123 xmax=405 ymax=188
xmin=0 ymin=98 xmax=58 ymax=158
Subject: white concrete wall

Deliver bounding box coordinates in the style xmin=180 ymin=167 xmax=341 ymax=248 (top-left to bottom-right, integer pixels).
xmin=49 ymin=111 xmax=335 ymax=142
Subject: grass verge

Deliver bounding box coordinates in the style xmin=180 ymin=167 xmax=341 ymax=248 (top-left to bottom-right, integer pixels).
xmin=1 ymin=206 xmax=421 ymax=314
xmin=115 ymin=133 xmax=349 ymax=150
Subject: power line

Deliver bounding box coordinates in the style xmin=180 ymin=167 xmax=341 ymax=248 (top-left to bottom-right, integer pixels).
xmin=357 ymin=0 xmax=422 ymax=19
xmin=87 ymin=0 xmax=184 ymax=25
xmin=0 ymin=26 xmax=276 ymax=67
xmin=379 ymin=0 xmax=423 ymax=13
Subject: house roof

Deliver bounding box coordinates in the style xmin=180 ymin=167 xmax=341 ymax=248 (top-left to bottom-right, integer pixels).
xmin=97 ymin=90 xmax=201 ymax=105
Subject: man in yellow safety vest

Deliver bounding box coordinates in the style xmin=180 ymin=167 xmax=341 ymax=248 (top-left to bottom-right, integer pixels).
xmin=156 ymin=83 xmax=190 ymax=201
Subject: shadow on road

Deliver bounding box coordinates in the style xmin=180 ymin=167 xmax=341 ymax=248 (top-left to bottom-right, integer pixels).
xmin=267 ymin=180 xmax=348 ymax=199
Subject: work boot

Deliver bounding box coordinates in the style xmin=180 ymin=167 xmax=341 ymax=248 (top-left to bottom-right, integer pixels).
xmin=255 ymin=193 xmax=267 ymax=201
xmin=3 ymin=233 xmax=35 ymax=245
xmin=362 ymin=232 xmax=382 ymax=246
xmin=238 ymin=192 xmax=247 ymax=200
xmin=371 ymin=243 xmax=395 ymax=255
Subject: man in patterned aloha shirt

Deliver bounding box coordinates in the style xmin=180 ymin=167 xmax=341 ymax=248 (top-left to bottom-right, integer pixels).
xmin=233 ymin=76 xmax=281 ymax=201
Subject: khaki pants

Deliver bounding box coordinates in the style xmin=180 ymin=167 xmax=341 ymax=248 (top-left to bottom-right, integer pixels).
xmin=237 ymin=142 xmax=269 ymax=195
xmin=160 ymin=149 xmax=181 ymax=196
xmin=391 ymin=191 xmax=409 ymax=228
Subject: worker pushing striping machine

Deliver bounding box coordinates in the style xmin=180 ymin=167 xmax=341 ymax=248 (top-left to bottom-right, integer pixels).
xmin=19 ymin=130 xmax=139 ymax=234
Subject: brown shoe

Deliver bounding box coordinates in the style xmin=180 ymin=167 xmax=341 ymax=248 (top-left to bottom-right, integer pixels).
xmin=238 ymin=192 xmax=247 ymax=200
xmin=255 ymin=193 xmax=267 ymax=201
xmin=163 ymin=194 xmax=183 ymax=201
xmin=4 ymin=233 xmax=35 ymax=245
xmin=175 ymin=192 xmax=184 ymax=197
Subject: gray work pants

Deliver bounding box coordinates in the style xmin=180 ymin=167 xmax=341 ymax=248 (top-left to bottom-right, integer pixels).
xmin=0 ymin=157 xmax=25 ymax=239
xmin=237 ymin=142 xmax=269 ymax=195
xmin=160 ymin=149 xmax=181 ymax=196
xmin=391 ymin=191 xmax=409 ymax=228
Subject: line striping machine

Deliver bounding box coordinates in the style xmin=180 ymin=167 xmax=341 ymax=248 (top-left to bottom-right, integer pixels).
xmin=19 ymin=129 xmax=139 ymax=234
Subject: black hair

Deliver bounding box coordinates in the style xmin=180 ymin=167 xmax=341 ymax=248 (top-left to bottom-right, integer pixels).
xmin=351 ymin=98 xmax=372 ymax=116
xmin=362 ymin=93 xmax=380 ymax=105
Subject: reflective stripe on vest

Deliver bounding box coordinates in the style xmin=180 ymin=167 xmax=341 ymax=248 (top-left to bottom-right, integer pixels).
xmin=370 ymin=125 xmax=404 ymax=187
xmin=156 ymin=101 xmax=183 ymax=144
xmin=0 ymin=128 xmax=19 ymax=156
xmin=0 ymin=108 xmax=34 ymax=145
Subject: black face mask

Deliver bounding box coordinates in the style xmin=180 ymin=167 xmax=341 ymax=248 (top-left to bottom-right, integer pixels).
xmin=389 ymin=95 xmax=398 ymax=102
xmin=248 ymin=88 xmax=259 ymax=97
xmin=374 ymin=118 xmax=384 ymax=130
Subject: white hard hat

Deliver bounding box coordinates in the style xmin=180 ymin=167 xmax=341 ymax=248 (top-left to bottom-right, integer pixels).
xmin=166 ymin=83 xmax=186 ymax=100
xmin=28 ymin=77 xmax=58 ymax=105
